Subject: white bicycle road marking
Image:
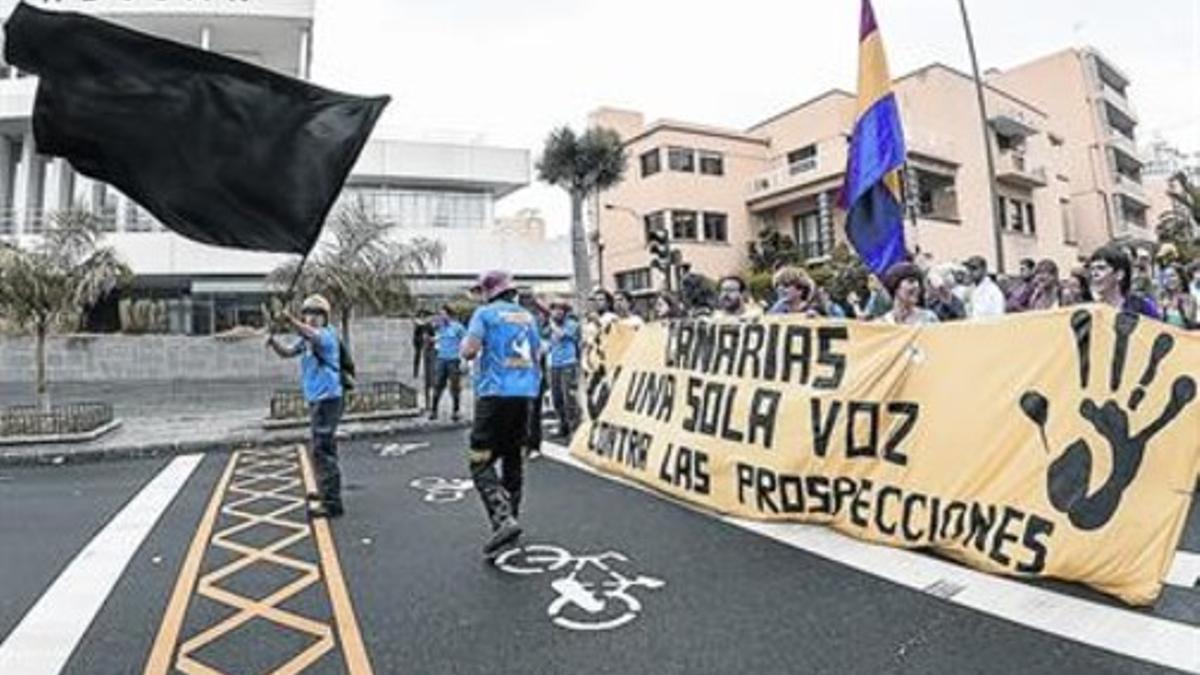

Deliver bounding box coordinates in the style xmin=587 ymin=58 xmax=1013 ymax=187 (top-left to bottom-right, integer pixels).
xmin=409 ymin=476 xmax=474 ymax=503
xmin=495 ymin=544 xmax=665 ymax=631
xmin=380 ymin=442 xmax=431 ymax=458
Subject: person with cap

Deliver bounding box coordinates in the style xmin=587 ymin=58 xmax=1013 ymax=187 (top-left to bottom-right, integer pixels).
xmin=546 ymin=298 xmax=582 ymax=439
xmin=878 ymin=262 xmax=939 ymax=325
xmin=266 ymin=294 xmax=346 ymax=519
xmin=963 ymin=255 xmax=1006 ymax=319
xmin=461 ymin=270 xmax=542 ymax=557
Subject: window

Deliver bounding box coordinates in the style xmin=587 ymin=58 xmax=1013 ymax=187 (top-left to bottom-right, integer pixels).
xmin=1060 ymin=199 xmax=1076 ymax=245
xmin=699 ymin=151 xmax=724 ymax=176
xmin=671 ymin=210 xmax=698 ymax=240
xmin=640 ymin=148 xmax=661 ymax=177
xmin=914 ymin=169 xmax=959 ymax=221
xmin=615 ymin=268 xmax=652 ymax=292
xmin=786 ymin=145 xmax=818 ymax=174
xmin=1010 ymin=199 xmax=1024 ymax=232
xmin=793 ymin=211 xmax=833 ymax=260
xmin=1000 ymin=196 xmax=1036 ymax=235
xmin=702 ymin=212 xmax=728 ymax=242
xmin=643 ymin=210 xmax=665 ymax=242
xmin=668 ymin=147 xmax=695 ymax=173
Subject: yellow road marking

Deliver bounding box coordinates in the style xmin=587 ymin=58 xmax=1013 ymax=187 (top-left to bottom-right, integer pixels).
xmin=144 ymin=451 xmax=240 ymax=675
xmin=298 ymin=445 xmax=374 ymax=675
xmin=144 ymin=445 xmax=373 ymax=675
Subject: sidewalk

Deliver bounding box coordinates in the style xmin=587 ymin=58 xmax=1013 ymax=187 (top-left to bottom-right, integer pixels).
xmin=0 ymin=377 xmax=474 ymax=467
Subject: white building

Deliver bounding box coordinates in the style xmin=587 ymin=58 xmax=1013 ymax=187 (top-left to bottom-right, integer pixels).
xmin=0 ymin=0 xmax=569 ymax=333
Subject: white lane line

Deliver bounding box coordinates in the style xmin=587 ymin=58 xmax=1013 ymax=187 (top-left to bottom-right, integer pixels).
xmin=0 ymin=454 xmax=204 ymax=675
xmin=539 ymin=442 xmax=1200 ymax=674
xmin=1168 ymin=551 xmax=1200 ymax=589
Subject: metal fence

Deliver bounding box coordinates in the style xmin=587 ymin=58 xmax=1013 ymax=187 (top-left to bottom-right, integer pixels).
xmin=268 ymin=381 xmax=418 ymax=420
xmin=0 ymin=401 xmax=114 ymax=438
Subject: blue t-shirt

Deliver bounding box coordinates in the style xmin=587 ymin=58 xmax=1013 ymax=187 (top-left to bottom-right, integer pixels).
xmin=548 ymin=318 xmax=580 ymax=368
xmin=299 ymin=327 xmax=342 ymax=403
xmin=435 ymin=320 xmax=466 ymax=361
xmin=467 ymin=301 xmax=541 ymax=398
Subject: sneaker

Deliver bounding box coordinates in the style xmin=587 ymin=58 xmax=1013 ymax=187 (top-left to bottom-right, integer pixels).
xmin=451 ymin=412 xmax=461 ymax=422
xmin=482 ymin=517 xmax=522 ymax=557
xmin=307 ymin=503 xmax=344 ymax=519
xmin=428 ymin=411 xmax=438 ymax=421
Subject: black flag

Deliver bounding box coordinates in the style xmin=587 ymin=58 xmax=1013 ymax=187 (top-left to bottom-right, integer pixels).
xmin=3 ymin=3 xmax=389 ymax=255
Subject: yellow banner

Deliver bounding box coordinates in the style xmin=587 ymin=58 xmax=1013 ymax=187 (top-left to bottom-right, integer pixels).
xmin=570 ymin=305 xmax=1200 ymax=605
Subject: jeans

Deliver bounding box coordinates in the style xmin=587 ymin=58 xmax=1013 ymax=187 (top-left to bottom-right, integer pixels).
xmin=431 ymin=359 xmax=462 ymax=416
xmin=469 ymin=397 xmax=532 ymax=526
xmin=550 ymin=365 xmax=580 ymax=437
xmin=309 ymin=397 xmax=344 ymax=509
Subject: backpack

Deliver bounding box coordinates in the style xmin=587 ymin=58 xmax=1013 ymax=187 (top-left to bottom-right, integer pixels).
xmin=311 ymin=330 xmax=357 ymax=392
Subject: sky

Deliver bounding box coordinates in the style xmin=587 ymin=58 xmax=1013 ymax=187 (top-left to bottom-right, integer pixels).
xmin=307 ymin=0 xmax=1199 ymax=238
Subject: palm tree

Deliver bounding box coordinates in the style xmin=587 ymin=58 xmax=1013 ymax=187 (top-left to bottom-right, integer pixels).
xmin=0 ymin=208 xmax=130 ymax=409
xmin=1157 ymin=171 xmax=1200 ymax=263
xmin=536 ymin=126 xmax=626 ymax=306
xmin=269 ymin=198 xmax=444 ymax=343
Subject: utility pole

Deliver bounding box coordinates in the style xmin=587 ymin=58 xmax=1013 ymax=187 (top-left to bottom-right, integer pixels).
xmin=958 ymin=0 xmax=1006 ymax=274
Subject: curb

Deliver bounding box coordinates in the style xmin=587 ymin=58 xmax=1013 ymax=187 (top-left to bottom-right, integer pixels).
xmin=0 ymin=418 xmax=472 ymax=468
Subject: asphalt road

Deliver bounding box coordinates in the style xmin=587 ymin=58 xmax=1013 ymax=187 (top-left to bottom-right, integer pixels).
xmin=0 ymin=429 xmax=1197 ymax=674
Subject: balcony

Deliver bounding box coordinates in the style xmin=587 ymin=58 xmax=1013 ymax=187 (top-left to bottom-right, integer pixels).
xmin=995 ymin=152 xmax=1047 ymax=189
xmin=747 ymin=138 xmax=847 ymax=205
xmin=1107 ymin=129 xmax=1139 ymax=163
xmin=1099 ymin=83 xmax=1137 ymax=125
xmin=1113 ymin=173 xmax=1148 ymax=207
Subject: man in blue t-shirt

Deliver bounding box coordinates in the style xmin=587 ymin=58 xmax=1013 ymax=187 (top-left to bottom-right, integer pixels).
xmin=267 ymin=294 xmax=345 ymax=519
xmin=546 ymin=300 xmax=581 ymax=438
xmin=429 ymin=304 xmax=467 ymax=421
xmin=461 ymin=270 xmax=541 ymax=557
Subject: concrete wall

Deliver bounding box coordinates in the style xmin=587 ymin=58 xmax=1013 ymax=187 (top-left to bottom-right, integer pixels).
xmin=0 ymin=318 xmax=418 ymax=385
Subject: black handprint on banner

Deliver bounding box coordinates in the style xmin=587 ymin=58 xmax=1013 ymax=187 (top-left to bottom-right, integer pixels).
xmin=584 ymin=321 xmax=621 ymax=421
xmin=1019 ymin=310 xmax=1196 ymax=531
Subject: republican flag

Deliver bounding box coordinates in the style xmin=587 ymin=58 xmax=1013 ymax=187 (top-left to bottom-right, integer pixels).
xmin=839 ymin=0 xmax=908 ymax=276
xmin=3 ymin=2 xmax=389 ymax=255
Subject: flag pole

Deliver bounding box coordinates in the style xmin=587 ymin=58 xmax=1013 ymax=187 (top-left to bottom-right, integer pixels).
xmin=267 ymin=249 xmax=313 ymax=341
xmin=957 ymin=0 xmax=1006 ymax=274
xmin=900 ymin=163 xmax=921 ymax=256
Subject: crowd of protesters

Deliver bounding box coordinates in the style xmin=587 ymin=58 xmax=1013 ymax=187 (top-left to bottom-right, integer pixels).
xmin=410 ymin=243 xmax=1198 ymax=457
xmin=590 ymin=244 xmax=1200 ymax=329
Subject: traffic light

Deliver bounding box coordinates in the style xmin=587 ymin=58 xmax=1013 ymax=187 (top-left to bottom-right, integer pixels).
xmin=647 ymin=226 xmax=671 ymax=272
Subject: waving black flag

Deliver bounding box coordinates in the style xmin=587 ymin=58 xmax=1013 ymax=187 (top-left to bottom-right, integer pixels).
xmin=3 ymin=3 xmax=389 ymax=254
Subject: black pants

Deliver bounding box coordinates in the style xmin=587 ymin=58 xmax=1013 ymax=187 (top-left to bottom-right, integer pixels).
xmin=431 ymin=359 xmax=462 ymax=416
xmin=412 ymin=345 xmax=423 ymax=378
xmin=550 ymin=365 xmax=580 ymax=437
xmin=422 ymin=349 xmax=438 ymax=410
xmin=469 ymin=397 xmax=532 ymax=527
xmin=525 ymin=356 xmax=547 ymax=451
xmin=309 ymin=397 xmax=344 ymax=509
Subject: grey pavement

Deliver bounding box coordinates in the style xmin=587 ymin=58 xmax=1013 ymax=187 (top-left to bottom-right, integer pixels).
xmin=0 ymin=375 xmax=477 ymax=466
